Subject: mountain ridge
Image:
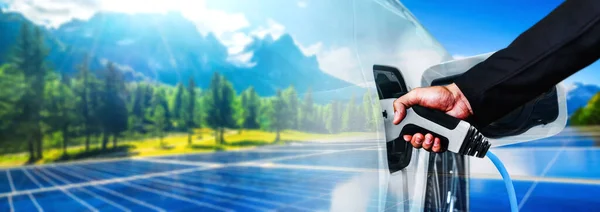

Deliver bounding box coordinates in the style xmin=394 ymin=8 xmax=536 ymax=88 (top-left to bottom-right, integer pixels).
xmin=0 ymin=10 xmax=356 ymax=99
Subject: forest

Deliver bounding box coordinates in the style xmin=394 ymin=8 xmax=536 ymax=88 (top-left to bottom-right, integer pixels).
xmin=0 ymin=22 xmax=378 ymax=164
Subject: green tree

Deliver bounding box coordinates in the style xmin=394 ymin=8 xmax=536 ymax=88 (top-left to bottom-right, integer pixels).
xmin=354 ymin=103 xmax=366 ymax=132
xmin=99 ymin=62 xmax=128 ymax=150
xmin=217 ymin=75 xmax=236 ymax=143
xmin=317 ymin=104 xmax=328 ymax=133
xmin=0 ymin=64 xmax=26 ymax=146
xmin=300 ymin=88 xmax=314 ymax=132
xmin=172 ymin=82 xmax=184 ymax=128
xmin=241 ymin=86 xmax=260 ymax=129
xmin=258 ymin=98 xmax=274 ymax=131
xmin=283 ymin=86 xmax=299 ymax=130
xmin=363 ymin=92 xmax=376 ymax=131
xmin=206 ymin=73 xmax=221 ymax=142
xmin=45 ymin=74 xmax=76 ymax=155
xmin=186 ymin=76 xmax=196 ymax=144
xmin=11 ymin=22 xmax=49 ymax=161
xmin=342 ymin=94 xmax=356 ymax=132
xmin=88 ymin=77 xmax=103 ymax=146
xmin=205 ymin=72 xmax=236 ymax=144
xmin=75 ymin=55 xmax=96 ymax=151
xmin=129 ymin=83 xmax=147 ymax=134
xmin=151 ymin=89 xmax=169 ymax=146
xmin=271 ymin=89 xmax=287 ymax=142
xmin=328 ymin=101 xmax=342 ymax=134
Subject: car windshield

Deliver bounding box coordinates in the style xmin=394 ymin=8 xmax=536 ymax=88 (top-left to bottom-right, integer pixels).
xmin=0 ymin=0 xmax=458 ymax=211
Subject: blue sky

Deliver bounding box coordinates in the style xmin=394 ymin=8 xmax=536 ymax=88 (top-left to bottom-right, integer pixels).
xmin=401 ymin=0 xmax=599 ymax=86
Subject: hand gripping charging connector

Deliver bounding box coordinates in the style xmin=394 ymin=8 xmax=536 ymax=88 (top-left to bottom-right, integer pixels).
xmin=373 ymin=64 xmax=490 ymax=158
xmin=399 ymin=105 xmax=491 ymax=158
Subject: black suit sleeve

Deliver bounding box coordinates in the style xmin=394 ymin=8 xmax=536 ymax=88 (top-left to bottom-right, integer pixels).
xmin=454 ymin=0 xmax=600 ymax=128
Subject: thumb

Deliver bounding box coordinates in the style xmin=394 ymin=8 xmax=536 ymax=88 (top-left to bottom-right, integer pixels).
xmin=393 ymin=89 xmax=421 ymax=125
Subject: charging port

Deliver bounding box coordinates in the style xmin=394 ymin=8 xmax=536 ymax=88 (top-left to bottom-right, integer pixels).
xmin=373 ymin=64 xmax=414 ymax=174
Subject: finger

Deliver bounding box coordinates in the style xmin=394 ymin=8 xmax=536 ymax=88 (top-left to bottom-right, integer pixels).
xmin=422 ymin=133 xmax=433 ymax=151
xmin=403 ymin=135 xmax=412 ymax=142
xmin=392 ymin=100 xmax=406 ymax=125
xmin=393 ymin=90 xmax=421 ymax=125
xmin=432 ymin=137 xmax=442 ymax=153
xmin=411 ymin=133 xmax=424 ymax=149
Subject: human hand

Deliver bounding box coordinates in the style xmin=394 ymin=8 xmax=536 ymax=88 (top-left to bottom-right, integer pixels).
xmin=393 ymin=83 xmax=473 ymax=153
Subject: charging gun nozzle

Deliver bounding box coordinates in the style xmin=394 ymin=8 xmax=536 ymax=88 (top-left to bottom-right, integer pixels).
xmin=459 ymin=126 xmax=492 ymax=158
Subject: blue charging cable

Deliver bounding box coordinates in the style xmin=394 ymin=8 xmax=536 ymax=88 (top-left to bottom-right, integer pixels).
xmin=486 ymin=151 xmax=518 ymax=212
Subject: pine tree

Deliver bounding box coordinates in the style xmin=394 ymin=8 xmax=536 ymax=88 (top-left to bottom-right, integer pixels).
xmin=258 ymin=98 xmax=274 ymax=131
xmin=152 ymin=89 xmax=169 ymax=146
xmin=45 ymin=74 xmax=76 ymax=155
xmin=241 ymin=86 xmax=260 ymax=129
xmin=187 ymin=76 xmax=196 ymax=145
xmin=75 ymin=55 xmax=93 ymax=151
xmin=301 ymin=88 xmax=314 ymax=132
xmin=130 ymin=84 xmax=146 ymax=133
xmin=205 ymin=72 xmax=237 ymax=144
xmin=342 ymin=93 xmax=356 ymax=132
xmin=11 ymin=22 xmax=49 ymax=161
xmin=218 ymin=75 xmax=236 ymax=143
xmin=99 ymin=62 xmax=128 ymax=150
xmin=284 ymin=86 xmax=299 ymax=130
xmin=206 ymin=72 xmax=221 ymax=143
xmin=88 ymin=78 xmax=102 ymax=146
xmin=272 ymin=89 xmax=287 ymax=142
xmin=363 ymin=92 xmax=376 ymax=131
xmin=173 ymin=82 xmax=184 ymax=121
xmin=328 ymin=101 xmax=342 ymax=134
xmin=0 ymin=64 xmax=25 ymax=142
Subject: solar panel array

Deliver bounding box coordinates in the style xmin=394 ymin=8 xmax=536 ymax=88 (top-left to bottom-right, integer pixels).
xmin=0 ymin=140 xmax=407 ymax=212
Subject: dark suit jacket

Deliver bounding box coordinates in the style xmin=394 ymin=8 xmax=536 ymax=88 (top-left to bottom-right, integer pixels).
xmin=454 ymin=0 xmax=600 ymax=128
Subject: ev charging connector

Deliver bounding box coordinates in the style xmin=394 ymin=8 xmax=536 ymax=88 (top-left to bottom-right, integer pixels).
xmin=373 ymin=64 xmax=491 ymax=159
xmin=394 ymin=105 xmax=491 ymax=158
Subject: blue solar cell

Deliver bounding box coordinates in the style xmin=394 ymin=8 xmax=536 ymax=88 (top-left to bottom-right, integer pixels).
xmin=0 ymin=197 xmax=11 ymax=211
xmin=0 ymin=171 xmax=13 ymax=194
xmin=32 ymin=190 xmax=92 ymax=211
xmin=9 ymin=169 xmax=41 ymax=191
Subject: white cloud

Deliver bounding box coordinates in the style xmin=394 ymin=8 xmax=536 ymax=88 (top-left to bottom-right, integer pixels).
xmin=227 ymin=52 xmax=255 ymax=68
xmin=250 ymin=19 xmax=285 ymax=40
xmin=316 ymin=47 xmax=360 ymax=84
xmin=3 ymin=0 xmax=99 ymax=28
xmin=220 ymin=32 xmax=253 ymax=55
xmin=298 ymin=42 xmax=322 ymax=56
xmin=184 ymin=10 xmax=250 ymax=37
xmin=297 ymin=1 xmax=308 ymax=8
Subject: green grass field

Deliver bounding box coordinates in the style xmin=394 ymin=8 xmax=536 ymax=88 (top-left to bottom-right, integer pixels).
xmin=0 ymin=128 xmax=375 ymax=168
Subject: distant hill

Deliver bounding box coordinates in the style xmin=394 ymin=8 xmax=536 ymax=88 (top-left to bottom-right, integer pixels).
xmin=0 ymin=11 xmax=356 ymax=99
xmin=567 ymin=82 xmax=600 ymax=116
